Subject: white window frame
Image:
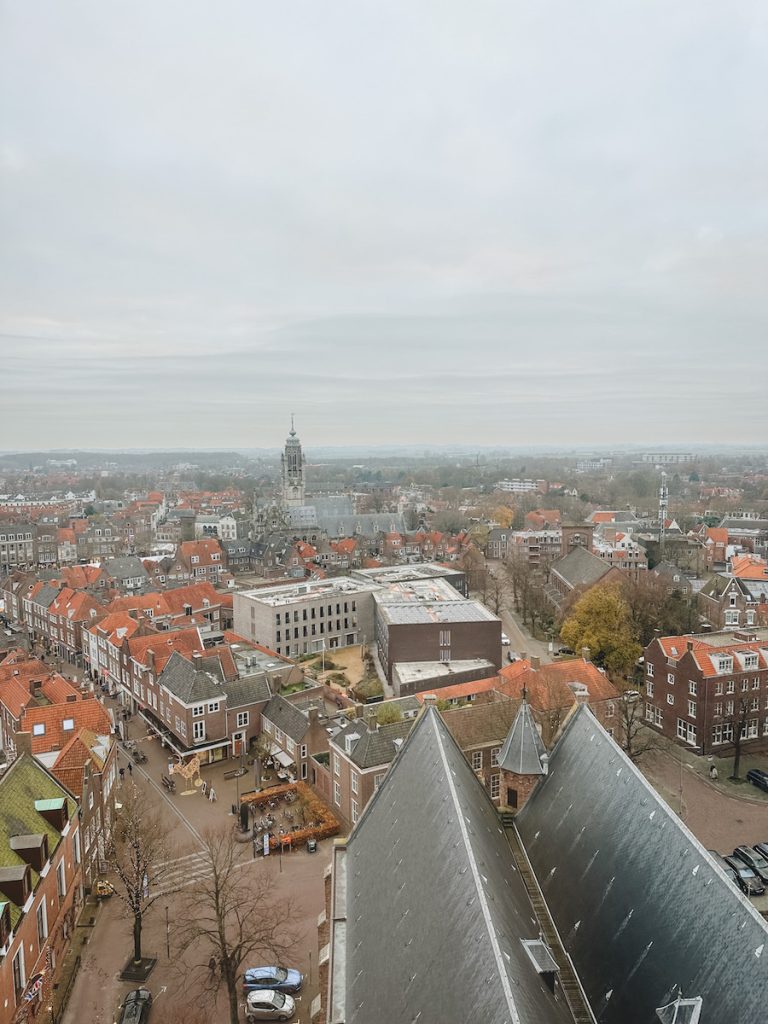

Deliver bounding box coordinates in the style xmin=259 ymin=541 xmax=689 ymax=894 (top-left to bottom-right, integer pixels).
xmin=236 ymin=711 xmax=249 ymax=728
xmin=471 ymin=750 xmax=483 ymax=771
xmin=334 ymin=781 xmax=341 ymax=806
xmin=490 ymin=774 xmax=501 ymax=799
xmin=193 ymin=720 xmax=205 ymax=741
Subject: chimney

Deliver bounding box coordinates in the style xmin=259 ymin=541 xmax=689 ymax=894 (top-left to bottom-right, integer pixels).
xmin=308 ymin=705 xmax=320 ymax=725
xmin=687 ymin=640 xmax=694 ymax=652
xmin=146 ymin=649 xmax=155 ymax=671
xmin=192 ymin=652 xmax=202 ymax=667
xmin=520 ymin=651 xmax=528 ymax=662
xmin=653 ymin=628 xmax=661 ymax=639
xmin=530 ymin=656 xmax=541 ymax=671
xmin=15 ymin=731 xmax=32 ymax=758
xmin=581 ymin=646 xmax=590 ymax=662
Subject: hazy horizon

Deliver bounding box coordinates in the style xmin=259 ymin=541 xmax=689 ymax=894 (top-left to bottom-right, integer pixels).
xmin=2 ymin=1 xmax=767 ymax=448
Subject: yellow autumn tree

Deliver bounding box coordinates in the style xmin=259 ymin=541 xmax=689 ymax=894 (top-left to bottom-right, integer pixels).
xmin=560 ymin=583 xmax=641 ymax=678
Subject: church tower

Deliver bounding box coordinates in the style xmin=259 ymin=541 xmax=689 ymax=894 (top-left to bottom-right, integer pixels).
xmin=281 ymin=416 xmax=306 ymax=508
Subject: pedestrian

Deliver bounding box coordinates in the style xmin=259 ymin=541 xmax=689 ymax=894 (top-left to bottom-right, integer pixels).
xmin=209 ymin=787 xmax=216 ymax=803
xmin=709 ymin=764 xmax=718 ymax=781
xmin=119 ymin=767 xmax=125 ymax=783
xmin=208 ymin=956 xmax=217 ymax=976
xmin=127 ymin=762 xmax=133 ymax=777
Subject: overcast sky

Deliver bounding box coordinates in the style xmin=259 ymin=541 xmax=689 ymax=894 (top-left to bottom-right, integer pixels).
xmin=2 ymin=1 xmax=767 ymax=450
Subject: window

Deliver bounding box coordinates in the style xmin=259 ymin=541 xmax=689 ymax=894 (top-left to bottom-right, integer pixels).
xmin=73 ymin=829 xmax=81 ymax=865
xmin=12 ymin=947 xmax=25 ymax=1000
xmin=646 ymin=663 xmax=654 ymax=678
xmin=688 ymin=681 xmax=697 ymax=696
xmin=208 ymin=701 xmax=220 ymax=713
xmin=351 ymin=799 xmax=359 ymax=824
xmin=490 ymin=774 xmax=501 ymax=799
xmin=439 ymin=630 xmax=451 ymax=646
xmin=374 ymin=773 xmax=385 ymax=790
xmin=763 ymin=718 xmax=768 ymax=737
xmin=351 ymin=772 xmax=359 ymax=795
xmin=334 ymin=781 xmax=341 ymax=806
xmin=714 ymin=702 xmax=723 ymax=716
xmin=57 ymin=860 xmax=66 ymax=898
xmin=676 ymin=719 xmax=697 ymax=745
xmin=727 ymin=681 xmax=735 ymax=694
xmin=751 ymin=697 xmax=760 ymax=712
xmin=748 ymin=719 xmax=759 ymax=739
xmin=263 ymin=719 xmax=272 ymax=734
xmin=646 ymin=679 xmax=654 ymax=697
xmin=193 ymin=705 xmax=205 ymax=718
xmin=667 ymin=693 xmax=675 ymax=705
xmin=32 ymin=722 xmax=45 ymax=736
xmin=236 ymin=711 xmax=249 ymax=728
xmin=190 ymin=555 xmax=199 ymax=564
xmin=667 ymin=673 xmax=675 ymax=685
xmin=726 ymin=700 xmax=734 ymax=715
xmin=687 ymin=700 xmax=696 ymax=718
xmin=36 ymin=900 xmax=48 ymax=945
xmin=491 ymin=746 xmax=501 ymax=765
xmin=725 ymin=610 xmax=739 ymax=625
xmin=300 ymin=744 xmax=307 ymax=759
xmin=715 ymin=681 xmax=723 ymax=695
xmin=301 ymin=761 xmax=308 ymax=780
xmin=333 ymin=753 xmax=340 ymax=777
xmin=741 ymin=680 xmax=749 ymax=692
xmin=193 ymin=720 xmax=205 ymax=741
xmin=753 ymin=678 xmax=760 ymax=690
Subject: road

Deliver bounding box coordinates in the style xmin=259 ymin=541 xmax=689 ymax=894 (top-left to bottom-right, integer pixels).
xmin=499 ymin=605 xmax=553 ymax=664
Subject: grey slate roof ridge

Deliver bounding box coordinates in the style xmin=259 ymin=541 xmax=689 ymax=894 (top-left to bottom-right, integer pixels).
xmin=341 ymin=706 xmax=574 ymax=1024
xmin=517 ymin=703 xmax=768 ymax=1023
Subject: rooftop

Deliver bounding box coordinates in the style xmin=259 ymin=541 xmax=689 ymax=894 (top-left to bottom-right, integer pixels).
xmin=238 ymin=576 xmax=379 ymax=607
xmin=392 ymin=658 xmax=496 ymax=686
xmin=377 ymin=600 xmax=497 ymax=625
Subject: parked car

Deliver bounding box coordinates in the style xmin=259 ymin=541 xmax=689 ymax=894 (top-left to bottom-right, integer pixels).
xmin=557 ymin=646 xmax=575 ymax=656
xmin=733 ymin=846 xmax=768 ymax=884
xmin=745 ymin=768 xmax=768 ymax=794
xmin=708 ymin=851 xmax=740 ymax=887
xmin=724 ymin=856 xmax=766 ymax=897
xmin=244 ymin=966 xmax=303 ymax=994
xmin=754 ymin=842 xmax=768 ymax=861
xmin=245 ymin=990 xmax=295 ymax=1022
xmin=118 ymin=989 xmax=153 ymax=1024
xmin=500 ymin=633 xmax=511 ymax=646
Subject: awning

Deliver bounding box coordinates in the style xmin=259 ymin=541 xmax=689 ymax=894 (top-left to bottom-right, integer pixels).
xmin=275 ymin=750 xmax=294 ymax=768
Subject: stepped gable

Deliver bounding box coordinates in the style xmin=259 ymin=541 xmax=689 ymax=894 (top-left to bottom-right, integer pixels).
xmin=517 ymin=703 xmax=768 ymax=1024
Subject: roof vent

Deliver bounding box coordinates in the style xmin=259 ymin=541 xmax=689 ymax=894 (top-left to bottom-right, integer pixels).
xmin=655 ymin=994 xmax=703 ymax=1024
xmin=521 ymin=938 xmax=559 ymax=992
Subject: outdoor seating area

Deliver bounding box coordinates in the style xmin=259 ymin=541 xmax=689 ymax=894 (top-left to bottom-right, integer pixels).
xmin=240 ymin=781 xmax=340 ymax=850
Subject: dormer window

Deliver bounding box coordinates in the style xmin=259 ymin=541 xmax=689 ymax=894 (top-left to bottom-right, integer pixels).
xmin=32 ymin=723 xmax=45 ymax=736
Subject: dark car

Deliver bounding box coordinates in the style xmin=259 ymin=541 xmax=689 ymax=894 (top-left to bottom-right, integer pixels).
xmin=754 ymin=842 xmax=768 ymax=861
xmin=557 ymin=646 xmax=575 ymax=656
xmin=118 ymin=989 xmax=153 ymax=1024
xmin=733 ymin=846 xmax=768 ymax=884
xmin=708 ymin=851 xmax=740 ymax=887
xmin=724 ymin=856 xmax=766 ymax=897
xmin=244 ymin=966 xmax=303 ymax=994
xmin=745 ymin=768 xmax=768 ymax=793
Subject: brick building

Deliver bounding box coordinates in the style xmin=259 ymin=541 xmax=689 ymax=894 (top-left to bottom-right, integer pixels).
xmin=0 ymin=745 xmax=82 ymax=1024
xmin=643 ymin=629 xmax=768 ymax=755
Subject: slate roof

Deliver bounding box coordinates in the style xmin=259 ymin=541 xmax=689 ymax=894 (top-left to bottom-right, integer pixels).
xmin=550 ymin=545 xmax=614 ymax=589
xmin=331 ymin=718 xmax=413 ymax=768
xmin=104 ymin=556 xmax=150 ymax=582
xmin=498 ymin=701 xmax=547 ymax=774
xmin=331 ymin=707 xmax=573 ymax=1024
xmin=262 ymin=694 xmax=309 ymax=741
xmin=440 ymin=696 xmax=519 ymax=750
xmin=516 ymin=703 xmax=768 ymax=1024
xmin=158 ymin=651 xmax=225 ymax=704
xmin=222 ymin=673 xmax=272 ymax=709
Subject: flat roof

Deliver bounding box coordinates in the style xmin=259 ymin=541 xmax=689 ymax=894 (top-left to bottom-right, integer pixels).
xmin=237 ymin=577 xmax=379 ymax=607
xmin=393 ymin=659 xmax=496 ymax=685
xmin=373 ymin=577 xmax=465 ymax=605
xmin=379 ymin=601 xmax=498 ymax=625
xmin=688 ymin=627 xmax=768 ymax=648
xmin=352 ymin=563 xmax=463 ymax=584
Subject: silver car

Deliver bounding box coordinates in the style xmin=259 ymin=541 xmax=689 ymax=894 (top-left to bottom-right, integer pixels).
xmin=245 ymin=989 xmax=295 ymax=1022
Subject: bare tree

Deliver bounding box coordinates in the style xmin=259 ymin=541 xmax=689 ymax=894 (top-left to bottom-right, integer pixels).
xmin=728 ymin=696 xmax=750 ymax=781
xmin=620 ymin=688 xmax=661 ymax=764
xmin=103 ymin=781 xmax=175 ymax=966
xmin=175 ymin=827 xmax=299 ymax=1024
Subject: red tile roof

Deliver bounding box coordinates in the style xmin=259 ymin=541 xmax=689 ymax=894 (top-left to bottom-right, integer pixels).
xmin=22 ymin=699 xmax=112 ymax=754
xmin=498 ymin=658 xmax=619 ymax=707
xmin=51 ymin=727 xmax=112 ymax=794
xmin=127 ymin=627 xmax=204 ymax=672
xmin=87 ymin=612 xmax=144 ymax=645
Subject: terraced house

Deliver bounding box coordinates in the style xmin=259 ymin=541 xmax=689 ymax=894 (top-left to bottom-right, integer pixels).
xmin=0 ymin=742 xmax=82 ymax=1024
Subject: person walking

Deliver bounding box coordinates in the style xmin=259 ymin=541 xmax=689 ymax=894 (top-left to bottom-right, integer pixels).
xmin=119 ymin=767 xmax=125 ymax=783
xmin=127 ymin=762 xmax=133 ymax=777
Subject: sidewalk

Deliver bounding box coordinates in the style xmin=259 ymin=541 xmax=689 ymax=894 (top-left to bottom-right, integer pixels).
xmin=646 ymin=727 xmax=768 ymax=805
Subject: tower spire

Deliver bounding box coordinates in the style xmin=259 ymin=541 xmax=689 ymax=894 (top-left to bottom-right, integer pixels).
xmin=290 ymin=412 xmax=295 ymax=437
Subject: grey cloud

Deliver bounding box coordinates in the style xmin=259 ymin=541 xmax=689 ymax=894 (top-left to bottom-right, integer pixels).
xmin=1 ymin=0 xmax=767 ymax=448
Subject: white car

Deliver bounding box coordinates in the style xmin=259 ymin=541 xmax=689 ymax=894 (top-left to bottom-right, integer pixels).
xmin=245 ymin=990 xmax=296 ymax=1022
xmin=501 ymin=633 xmax=511 ymax=646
